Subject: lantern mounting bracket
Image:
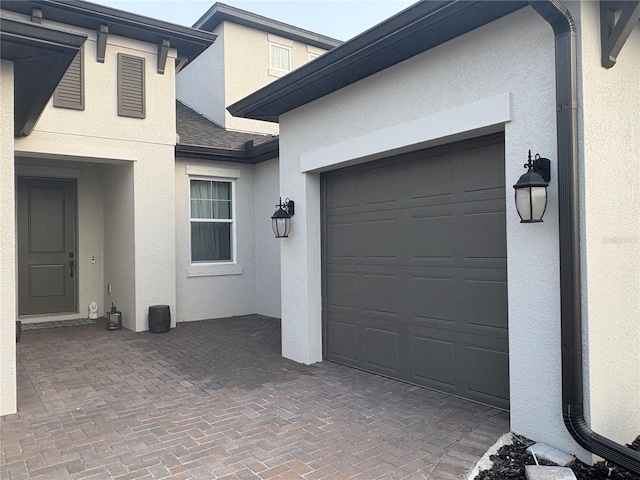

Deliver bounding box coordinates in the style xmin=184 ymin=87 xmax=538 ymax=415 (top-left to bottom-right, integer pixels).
xmin=526 ymin=150 xmax=551 ymax=183
xmin=279 ymin=198 xmax=294 ymax=216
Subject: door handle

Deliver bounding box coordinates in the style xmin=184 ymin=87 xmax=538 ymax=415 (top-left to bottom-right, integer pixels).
xmin=69 ymin=252 xmax=74 ymax=278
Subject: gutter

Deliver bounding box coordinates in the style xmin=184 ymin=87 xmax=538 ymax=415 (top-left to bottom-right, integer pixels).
xmin=175 ymin=137 xmax=279 ymax=164
xmin=528 ymin=0 xmax=640 ymax=474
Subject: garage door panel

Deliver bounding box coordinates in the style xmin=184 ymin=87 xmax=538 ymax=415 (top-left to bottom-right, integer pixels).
xmin=326 ymin=317 xmax=360 ymax=363
xmin=328 ymin=223 xmax=358 ymax=258
xmin=328 ymin=273 xmax=358 ymax=309
xmin=412 ymin=336 xmax=457 ymax=387
xmin=326 ymin=172 xmax=359 ymax=210
xmin=411 ymin=276 xmax=455 ymax=322
xmin=409 ymin=152 xmax=454 ymax=199
xmin=462 ymin=142 xmax=505 ymax=192
xmin=361 ymin=164 xmax=398 ymax=205
xmin=361 ymin=219 xmax=398 ymax=258
xmin=362 ymin=274 xmax=398 ymax=315
xmin=462 ymin=210 xmax=507 ymax=259
xmin=324 ymin=134 xmax=509 ymax=409
xmin=364 ymin=327 xmax=400 ymax=373
xmin=465 ymin=342 xmax=509 ymax=408
xmin=461 ymin=278 xmax=508 ymax=331
xmin=410 ymin=215 xmax=455 ymax=259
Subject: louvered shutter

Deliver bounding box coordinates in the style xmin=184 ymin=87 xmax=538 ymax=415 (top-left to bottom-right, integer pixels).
xmin=53 ymin=49 xmax=84 ymax=110
xmin=118 ymin=54 xmax=145 ymax=119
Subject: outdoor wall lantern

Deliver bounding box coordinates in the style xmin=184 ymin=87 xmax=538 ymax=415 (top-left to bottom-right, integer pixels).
xmin=271 ymin=197 xmax=295 ymax=238
xmin=513 ymin=150 xmax=551 ymax=223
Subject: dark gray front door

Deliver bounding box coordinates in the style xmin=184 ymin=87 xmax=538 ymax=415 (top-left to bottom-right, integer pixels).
xmin=18 ymin=178 xmax=77 ymax=315
xmin=323 ymin=134 xmax=509 ymax=409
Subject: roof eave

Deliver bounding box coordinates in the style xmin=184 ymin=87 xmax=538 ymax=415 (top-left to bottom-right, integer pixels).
xmin=228 ymin=0 xmax=528 ymax=122
xmin=193 ymin=2 xmax=341 ymax=50
xmin=175 ymin=138 xmax=279 ymax=164
xmin=1 ymin=17 xmax=87 ymax=137
xmin=1 ymin=0 xmax=217 ymax=64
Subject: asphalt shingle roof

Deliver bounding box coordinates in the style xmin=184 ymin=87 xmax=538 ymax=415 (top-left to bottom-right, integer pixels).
xmin=176 ymin=100 xmax=275 ymax=149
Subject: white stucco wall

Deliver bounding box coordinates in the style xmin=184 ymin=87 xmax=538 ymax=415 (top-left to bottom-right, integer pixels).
xmin=175 ymin=158 xmax=257 ymax=322
xmin=224 ymin=22 xmax=322 ymax=134
xmin=103 ymin=162 xmax=136 ymax=330
xmin=254 ymin=158 xmax=281 ymax=318
xmin=13 ymin=21 xmax=178 ymax=333
xmin=14 ymin=159 xmax=105 ymax=321
xmin=0 ymin=60 xmax=17 ymax=416
xmin=174 ymin=157 xmax=281 ymax=322
xmin=176 ymin=23 xmax=226 ymax=127
xmin=177 ymin=19 xmax=328 ymax=136
xmin=578 ymin=2 xmax=640 ymax=445
xmin=275 ymin=5 xmax=594 ymax=460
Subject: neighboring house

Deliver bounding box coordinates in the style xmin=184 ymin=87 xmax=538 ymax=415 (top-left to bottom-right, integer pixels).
xmin=229 ymin=0 xmax=639 ymax=469
xmin=176 ymin=2 xmax=341 ymax=135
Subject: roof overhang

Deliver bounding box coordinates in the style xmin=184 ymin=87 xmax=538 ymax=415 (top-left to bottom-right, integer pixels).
xmin=1 ymin=16 xmax=87 ymax=137
xmin=176 ymin=137 xmax=279 ymax=164
xmin=1 ymin=0 xmax=217 ymax=65
xmin=193 ymin=2 xmax=341 ymax=50
xmin=228 ymin=0 xmax=528 ymax=122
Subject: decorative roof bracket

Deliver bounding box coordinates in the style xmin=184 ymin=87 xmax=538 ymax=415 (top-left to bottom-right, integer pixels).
xmin=97 ymin=24 xmax=108 ymax=63
xmin=157 ymin=38 xmax=170 ymax=74
xmin=600 ymin=1 xmax=640 ymax=68
xmin=175 ymin=55 xmax=188 ymax=74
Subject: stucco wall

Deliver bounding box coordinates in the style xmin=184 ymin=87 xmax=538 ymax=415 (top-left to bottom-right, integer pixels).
xmin=176 ymin=23 xmax=226 ymax=127
xmin=175 ymin=158 xmax=257 ymax=322
xmin=103 ymin=162 xmax=136 ymax=330
xmin=0 ymin=60 xmax=17 ymax=416
xmin=578 ymin=2 xmax=640 ymax=445
xmin=275 ymin=5 xmax=593 ymax=460
xmin=14 ymin=159 xmax=105 ymax=321
xmin=223 ymin=22 xmax=323 ymax=134
xmin=254 ymin=158 xmax=281 ymax=318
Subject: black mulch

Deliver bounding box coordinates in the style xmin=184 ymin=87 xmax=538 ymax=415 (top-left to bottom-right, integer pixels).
xmin=473 ymin=435 xmax=640 ymax=480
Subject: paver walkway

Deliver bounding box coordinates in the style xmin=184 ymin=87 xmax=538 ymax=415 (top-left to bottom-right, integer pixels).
xmin=1 ymin=315 xmax=509 ymax=479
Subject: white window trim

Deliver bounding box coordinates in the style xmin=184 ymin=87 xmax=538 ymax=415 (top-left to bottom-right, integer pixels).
xmin=308 ymin=52 xmax=319 ymax=62
xmin=269 ymin=42 xmax=292 ymax=74
xmin=187 ymin=175 xmax=241 ymax=277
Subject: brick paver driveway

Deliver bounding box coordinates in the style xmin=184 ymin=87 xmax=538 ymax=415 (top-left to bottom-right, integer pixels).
xmin=1 ymin=315 xmax=509 ymax=479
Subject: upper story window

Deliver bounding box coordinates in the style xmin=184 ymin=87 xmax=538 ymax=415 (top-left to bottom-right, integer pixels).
xmin=53 ymin=47 xmax=84 ymax=110
xmin=269 ymin=43 xmax=291 ymax=72
xmin=117 ymin=53 xmax=145 ymax=119
xmin=190 ymin=179 xmax=234 ymax=263
xmin=308 ymin=52 xmax=319 ymax=62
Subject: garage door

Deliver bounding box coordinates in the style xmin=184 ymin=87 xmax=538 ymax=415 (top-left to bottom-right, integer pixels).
xmin=323 ymin=134 xmax=509 ymax=409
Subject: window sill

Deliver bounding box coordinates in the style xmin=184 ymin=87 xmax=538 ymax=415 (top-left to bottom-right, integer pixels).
xmin=187 ymin=264 xmax=243 ymax=277
xmin=268 ymin=68 xmax=290 ymax=78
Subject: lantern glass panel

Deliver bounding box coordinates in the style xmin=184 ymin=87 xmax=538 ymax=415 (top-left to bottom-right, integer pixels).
xmin=272 ymin=217 xmax=291 ymax=237
xmin=515 ymin=186 xmax=547 ymax=222
xmin=515 ymin=188 xmax=533 ymax=222
xmin=530 ymin=185 xmax=547 ymax=221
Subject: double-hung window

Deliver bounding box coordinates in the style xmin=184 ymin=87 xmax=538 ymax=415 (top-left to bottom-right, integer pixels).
xmin=190 ymin=179 xmax=234 ymax=263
